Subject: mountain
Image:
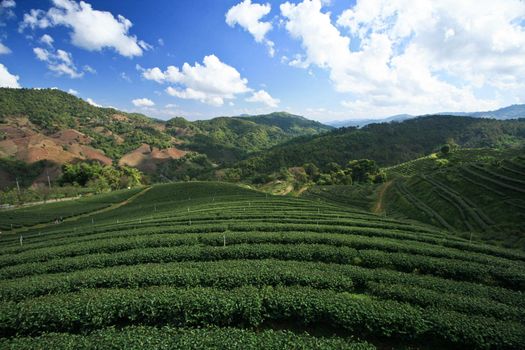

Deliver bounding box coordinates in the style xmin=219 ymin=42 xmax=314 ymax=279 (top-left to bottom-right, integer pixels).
xmin=165 ymin=112 xmax=332 ymax=163
xmin=0 ymin=88 xmax=331 ymax=188
xmin=328 ymin=114 xmax=412 ymax=128
xmin=330 ymin=104 xmax=525 ymax=127
xmin=231 ymin=115 xmax=525 ymax=179
xmin=467 ymin=104 xmax=525 ymax=119
xmin=238 ymin=112 xmax=333 ymax=135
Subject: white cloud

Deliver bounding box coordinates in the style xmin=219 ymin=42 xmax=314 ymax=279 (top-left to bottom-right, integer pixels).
xmin=33 ymin=46 xmax=83 ymax=78
xmin=0 ymin=63 xmax=20 ymax=88
xmin=19 ymin=9 xmax=50 ymax=31
xmin=83 ymin=65 xmax=96 ymax=74
xmin=33 ymin=47 xmax=49 ymax=61
xmin=1 ymin=0 xmax=15 ymax=8
xmin=68 ymin=88 xmax=78 ymax=95
xmin=165 ymin=103 xmax=177 ymax=108
xmin=120 ymin=72 xmax=131 ymax=82
xmin=246 ymin=89 xmax=280 ymax=107
xmin=0 ymin=0 xmax=16 ymax=25
xmin=226 ymin=0 xmax=275 ymax=56
xmin=132 ymin=97 xmax=155 ymax=107
xmin=21 ymin=0 xmax=148 ymax=57
xmin=143 ymin=55 xmax=251 ymax=106
xmin=280 ymin=0 xmax=524 ymax=117
xmin=0 ymin=41 xmax=10 ymax=54
xmin=40 ymin=34 xmax=54 ymax=46
xmin=86 ymin=97 xmax=101 ymax=107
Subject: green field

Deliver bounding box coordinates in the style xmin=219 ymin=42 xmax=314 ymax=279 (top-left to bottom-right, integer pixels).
xmin=0 ymin=182 xmax=524 ymax=349
xmin=384 ymin=153 xmax=525 ymax=248
xmin=303 ymin=149 xmax=525 ymax=250
xmin=0 ymin=188 xmax=143 ymax=231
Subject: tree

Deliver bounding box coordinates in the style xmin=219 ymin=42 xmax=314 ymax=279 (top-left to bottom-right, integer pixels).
xmin=347 ymin=159 xmax=378 ymax=183
xmin=60 ymin=161 xmax=144 ymax=190
xmin=441 ymin=144 xmax=451 ymax=155
xmin=303 ymin=163 xmax=320 ymax=181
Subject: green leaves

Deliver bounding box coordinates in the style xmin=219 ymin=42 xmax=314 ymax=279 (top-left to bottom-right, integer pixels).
xmin=1 ymin=286 xmax=523 ymax=349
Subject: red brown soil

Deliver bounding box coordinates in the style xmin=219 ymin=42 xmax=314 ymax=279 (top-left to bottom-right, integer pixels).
xmin=119 ymin=144 xmax=187 ymax=173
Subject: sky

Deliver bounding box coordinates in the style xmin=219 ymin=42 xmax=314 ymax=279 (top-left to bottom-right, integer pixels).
xmin=0 ymin=0 xmax=524 ymax=122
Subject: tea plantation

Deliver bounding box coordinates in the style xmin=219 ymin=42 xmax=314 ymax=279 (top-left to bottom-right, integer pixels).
xmin=0 ymin=182 xmax=524 ymax=349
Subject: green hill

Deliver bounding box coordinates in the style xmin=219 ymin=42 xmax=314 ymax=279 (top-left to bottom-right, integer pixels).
xmin=0 ymin=88 xmax=331 ymax=187
xmin=384 ymin=152 xmax=525 ymax=248
xmin=166 ymin=113 xmax=332 ymax=164
xmin=303 ymin=148 xmax=525 ymax=250
xmin=233 ymin=115 xmax=525 ymax=179
xmin=0 ymin=182 xmax=524 ymax=349
xmin=239 ymin=111 xmax=332 ymax=135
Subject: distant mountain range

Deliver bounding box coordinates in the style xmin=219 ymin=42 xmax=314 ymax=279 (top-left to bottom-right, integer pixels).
xmin=329 ymin=104 xmax=525 ymax=127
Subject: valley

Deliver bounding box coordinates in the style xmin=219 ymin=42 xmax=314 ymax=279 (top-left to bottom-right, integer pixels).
xmin=0 ymin=89 xmax=524 ymax=350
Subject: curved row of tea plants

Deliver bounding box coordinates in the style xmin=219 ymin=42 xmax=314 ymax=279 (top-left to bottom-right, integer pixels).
xmin=0 ymin=182 xmax=523 ymax=349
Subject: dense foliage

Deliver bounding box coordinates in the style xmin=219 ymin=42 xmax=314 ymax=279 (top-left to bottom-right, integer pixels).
xmin=166 ymin=112 xmax=333 ymax=164
xmin=60 ymin=161 xmax=143 ymax=190
xmin=232 ymin=116 xmax=525 ymax=178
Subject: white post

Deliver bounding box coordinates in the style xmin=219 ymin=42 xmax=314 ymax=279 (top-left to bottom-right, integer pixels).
xmin=19 ymin=235 xmax=23 ymax=246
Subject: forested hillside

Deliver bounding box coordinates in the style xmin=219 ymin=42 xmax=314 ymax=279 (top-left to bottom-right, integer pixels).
xmin=0 ymin=88 xmax=331 ymax=188
xmin=233 ymin=116 xmax=525 ymax=179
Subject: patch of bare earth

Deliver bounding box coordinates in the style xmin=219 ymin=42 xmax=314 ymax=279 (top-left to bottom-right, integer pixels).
xmin=119 ymin=144 xmax=187 ymax=173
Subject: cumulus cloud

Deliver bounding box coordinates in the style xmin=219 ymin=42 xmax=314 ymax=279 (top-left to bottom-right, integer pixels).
xmin=0 ymin=63 xmax=20 ymax=88
xmin=132 ymin=97 xmax=155 ymax=107
xmin=142 ymin=55 xmax=251 ymax=106
xmin=39 ymin=34 xmax=54 ymax=46
xmin=246 ymin=89 xmax=279 ymax=107
xmin=86 ymin=97 xmax=101 ymax=107
xmin=1 ymin=0 xmax=15 ymax=8
xmin=280 ymin=0 xmax=524 ymax=117
xmin=83 ymin=65 xmax=96 ymax=74
xmin=20 ymin=0 xmax=148 ymax=57
xmin=0 ymin=41 xmax=10 ymax=54
xmin=120 ymin=72 xmax=131 ymax=82
xmin=33 ymin=46 xmax=83 ymax=78
xmin=226 ymin=0 xmax=275 ymax=56
xmin=68 ymin=88 xmax=78 ymax=95
xmin=0 ymin=0 xmax=16 ymax=25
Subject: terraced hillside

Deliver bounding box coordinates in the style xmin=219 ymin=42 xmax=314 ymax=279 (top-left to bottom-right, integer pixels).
xmin=383 ymin=153 xmax=525 ymax=249
xmin=0 ymin=182 xmax=524 ymax=349
xmin=0 ymin=187 xmax=143 ymax=231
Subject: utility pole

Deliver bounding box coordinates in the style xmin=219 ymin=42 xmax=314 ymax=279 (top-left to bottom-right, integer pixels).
xmin=15 ymin=178 xmax=20 ymax=194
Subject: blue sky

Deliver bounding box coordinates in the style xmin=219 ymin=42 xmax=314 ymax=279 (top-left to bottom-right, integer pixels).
xmin=1 ymin=0 xmax=524 ymax=122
